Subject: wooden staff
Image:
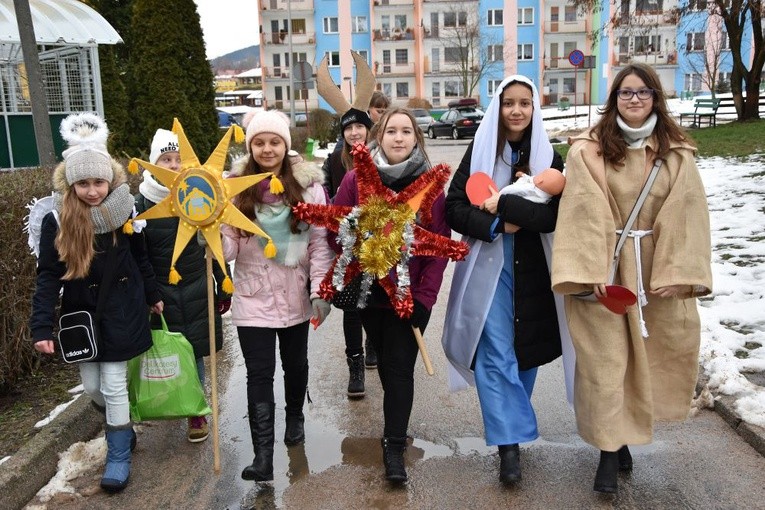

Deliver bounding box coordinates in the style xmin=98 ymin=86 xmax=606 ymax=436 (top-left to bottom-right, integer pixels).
xmin=412 ymin=326 xmax=434 ymax=376
xmin=206 ymin=247 xmax=221 ymax=473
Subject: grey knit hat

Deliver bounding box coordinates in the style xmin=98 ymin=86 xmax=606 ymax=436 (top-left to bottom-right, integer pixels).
xmin=59 ymin=113 xmax=113 ymax=185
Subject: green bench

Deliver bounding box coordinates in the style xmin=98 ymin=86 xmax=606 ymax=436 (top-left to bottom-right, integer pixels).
xmin=679 ymin=98 xmax=721 ymax=128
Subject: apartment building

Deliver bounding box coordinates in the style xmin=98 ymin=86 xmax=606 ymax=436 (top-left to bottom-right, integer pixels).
xmin=258 ymin=0 xmax=740 ymax=113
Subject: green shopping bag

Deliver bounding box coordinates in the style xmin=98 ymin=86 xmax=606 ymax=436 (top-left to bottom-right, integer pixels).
xmin=128 ymin=314 xmax=212 ymax=421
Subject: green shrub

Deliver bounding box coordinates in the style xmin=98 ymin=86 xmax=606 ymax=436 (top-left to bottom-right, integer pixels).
xmin=407 ymin=97 xmax=433 ymax=110
xmin=0 ymin=168 xmax=55 ymax=393
xmin=307 ymin=108 xmax=338 ymax=146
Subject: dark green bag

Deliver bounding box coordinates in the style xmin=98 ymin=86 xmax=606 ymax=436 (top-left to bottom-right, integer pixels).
xmin=128 ymin=315 xmax=211 ymax=421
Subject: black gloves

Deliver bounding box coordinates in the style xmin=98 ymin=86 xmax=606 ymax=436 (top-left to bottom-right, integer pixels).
xmin=409 ymin=299 xmax=431 ymax=332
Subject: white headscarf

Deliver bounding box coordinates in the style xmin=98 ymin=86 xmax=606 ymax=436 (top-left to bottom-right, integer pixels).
xmin=469 ymin=75 xmax=553 ymax=179
xmin=442 ymin=75 xmax=575 ymax=406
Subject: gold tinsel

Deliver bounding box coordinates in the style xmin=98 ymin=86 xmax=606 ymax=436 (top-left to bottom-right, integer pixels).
xmin=355 ymin=197 xmax=415 ymax=278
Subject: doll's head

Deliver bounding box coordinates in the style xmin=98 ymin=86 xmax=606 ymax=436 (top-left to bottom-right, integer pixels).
xmin=532 ymin=168 xmax=566 ymax=196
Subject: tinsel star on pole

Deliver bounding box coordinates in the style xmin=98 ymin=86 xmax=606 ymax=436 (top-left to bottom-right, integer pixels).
xmin=292 ymin=143 xmax=469 ymax=318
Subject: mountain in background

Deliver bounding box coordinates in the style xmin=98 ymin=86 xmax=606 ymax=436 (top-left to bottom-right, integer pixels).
xmin=210 ymin=45 xmax=260 ymax=74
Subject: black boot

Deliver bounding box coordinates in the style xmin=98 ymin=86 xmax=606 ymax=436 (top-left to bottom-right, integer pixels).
xmin=284 ymin=411 xmax=305 ymax=446
xmin=593 ymin=450 xmax=619 ymax=494
xmin=364 ymin=337 xmax=378 ymax=369
xmin=283 ymin=360 xmax=308 ymax=446
xmin=347 ymin=354 xmax=365 ymax=398
xmin=381 ymin=437 xmax=407 ymax=483
xmin=617 ymin=445 xmax=633 ymax=471
xmin=241 ymin=402 xmax=275 ymax=481
xmin=498 ymin=444 xmax=521 ymax=484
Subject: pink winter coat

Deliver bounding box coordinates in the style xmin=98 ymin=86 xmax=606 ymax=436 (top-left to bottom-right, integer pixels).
xmin=222 ymin=161 xmax=334 ymax=328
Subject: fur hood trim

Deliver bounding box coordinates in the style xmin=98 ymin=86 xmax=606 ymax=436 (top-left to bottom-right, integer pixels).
xmin=228 ymin=156 xmax=325 ymax=189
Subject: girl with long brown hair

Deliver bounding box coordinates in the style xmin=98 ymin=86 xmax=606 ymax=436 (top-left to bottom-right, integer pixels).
xmin=552 ymin=63 xmax=712 ymax=494
xmin=31 ymin=113 xmax=163 ymax=492
xmin=222 ymin=110 xmax=334 ymax=482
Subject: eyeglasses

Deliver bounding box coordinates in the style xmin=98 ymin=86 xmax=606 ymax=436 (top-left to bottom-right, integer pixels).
xmin=617 ymin=88 xmax=655 ymax=101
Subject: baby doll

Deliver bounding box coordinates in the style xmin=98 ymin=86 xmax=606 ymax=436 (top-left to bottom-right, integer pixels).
xmin=499 ymin=168 xmax=566 ymax=204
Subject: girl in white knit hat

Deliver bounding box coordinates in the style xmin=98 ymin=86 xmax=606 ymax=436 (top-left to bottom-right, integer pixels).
xmin=30 ymin=113 xmax=164 ymax=492
xmin=135 ymin=128 xmax=232 ymax=444
xmin=222 ymin=110 xmax=334 ymax=482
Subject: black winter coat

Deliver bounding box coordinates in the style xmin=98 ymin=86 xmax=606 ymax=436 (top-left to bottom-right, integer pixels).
xmin=135 ymin=194 xmax=231 ymax=359
xmin=445 ymin=138 xmax=564 ymax=370
xmin=321 ymin=140 xmax=346 ymax=198
xmin=30 ymin=213 xmax=160 ymax=362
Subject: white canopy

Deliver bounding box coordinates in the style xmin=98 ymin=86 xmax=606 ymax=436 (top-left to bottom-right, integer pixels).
xmin=0 ymin=0 xmax=121 ymax=45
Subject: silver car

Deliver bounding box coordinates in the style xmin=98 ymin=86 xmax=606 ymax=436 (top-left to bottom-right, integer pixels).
xmin=411 ymin=108 xmax=433 ymax=132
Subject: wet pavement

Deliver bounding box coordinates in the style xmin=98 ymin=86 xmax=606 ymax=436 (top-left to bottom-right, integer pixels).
xmin=12 ymin=138 xmax=765 ymax=509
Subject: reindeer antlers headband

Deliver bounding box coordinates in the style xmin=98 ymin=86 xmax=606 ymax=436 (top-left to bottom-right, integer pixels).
xmin=317 ymin=50 xmax=376 ymax=115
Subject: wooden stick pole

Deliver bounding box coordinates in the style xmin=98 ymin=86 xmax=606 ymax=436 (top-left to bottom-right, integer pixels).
xmin=412 ymin=326 xmax=434 ymax=376
xmin=206 ymin=247 xmax=221 ymax=473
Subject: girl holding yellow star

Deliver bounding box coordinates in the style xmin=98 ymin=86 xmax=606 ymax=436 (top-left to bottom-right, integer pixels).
xmin=222 ymin=110 xmax=334 ymax=482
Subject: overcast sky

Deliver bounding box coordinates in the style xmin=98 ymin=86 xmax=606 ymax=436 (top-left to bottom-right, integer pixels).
xmin=194 ymin=0 xmax=260 ymax=59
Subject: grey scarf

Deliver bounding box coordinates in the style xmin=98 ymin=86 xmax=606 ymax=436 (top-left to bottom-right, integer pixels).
xmin=55 ymin=183 xmax=135 ymax=234
xmin=370 ymin=143 xmax=429 ymax=187
xmin=617 ymin=113 xmax=657 ymax=148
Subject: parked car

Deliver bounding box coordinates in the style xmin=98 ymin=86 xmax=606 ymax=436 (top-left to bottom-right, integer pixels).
xmin=411 ymin=108 xmax=433 ymax=132
xmin=427 ymin=98 xmax=484 ymax=140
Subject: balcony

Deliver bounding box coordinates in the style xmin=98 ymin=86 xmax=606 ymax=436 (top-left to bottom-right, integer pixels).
xmin=373 ymin=27 xmax=416 ymax=41
xmin=543 ymin=57 xmax=582 ymax=70
xmin=545 ymin=20 xmax=587 ymax=33
xmin=262 ymin=31 xmax=315 ymax=46
xmin=373 ymin=62 xmax=415 ymax=75
xmin=611 ymin=52 xmax=677 ymax=66
xmin=373 ymin=0 xmax=415 ymax=6
xmin=261 ymin=0 xmax=313 ymax=12
xmin=263 ymin=67 xmax=290 ymax=79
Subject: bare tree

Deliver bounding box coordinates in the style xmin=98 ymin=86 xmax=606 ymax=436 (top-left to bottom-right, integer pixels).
xmin=682 ymin=14 xmax=732 ymax=98
xmin=573 ymin=0 xmax=764 ymax=120
xmin=438 ymin=3 xmax=502 ymax=98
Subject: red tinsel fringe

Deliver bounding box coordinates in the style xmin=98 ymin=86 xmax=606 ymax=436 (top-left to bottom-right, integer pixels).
xmin=412 ymin=226 xmax=470 ymax=261
xmin=379 ymin=276 xmax=414 ymax=318
xmin=352 ymin=144 xmax=394 ymax=204
xmin=396 ymin=163 xmax=451 ymax=226
xmin=318 ymin=258 xmax=340 ymax=301
xmin=292 ymin=202 xmax=352 ymax=232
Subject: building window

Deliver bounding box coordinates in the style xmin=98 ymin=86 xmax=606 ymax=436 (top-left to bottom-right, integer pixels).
xmin=323 ymin=17 xmax=338 ymax=34
xmin=444 ymin=11 xmax=467 ymax=28
xmin=445 ymin=80 xmax=460 ymax=97
xmin=517 ymin=43 xmax=534 ymax=61
xmin=396 ymin=82 xmax=409 ymax=98
xmin=720 ymin=32 xmax=730 ymax=50
xmin=432 ymin=82 xmax=441 ymax=101
xmin=395 ymin=49 xmax=408 ymax=65
xmin=684 ymin=73 xmax=702 ymax=91
xmin=488 ymin=79 xmax=503 ymax=96
xmin=444 ymin=47 xmax=462 ymax=64
xmin=717 ymin=71 xmax=732 ymax=87
xmin=686 ymin=32 xmax=705 ymax=52
xmin=394 ymin=14 xmax=407 ymax=30
xmin=635 ymin=0 xmax=662 ymax=13
xmin=564 ymin=6 xmax=577 ymax=22
xmin=689 ymin=0 xmax=708 ymax=9
xmin=356 ymin=50 xmax=368 ymax=63
xmin=488 ymin=9 xmax=503 ymax=26
xmin=563 ymin=77 xmax=576 ymax=94
xmin=291 ymin=19 xmax=306 ymax=34
xmin=352 ymin=16 xmax=368 ymax=33
xmin=488 ymin=45 xmax=503 ymax=62
xmin=634 ymin=35 xmax=661 ymax=53
xmin=383 ymin=83 xmax=392 ymax=97
xmin=518 ymin=8 xmax=533 ymax=25
xmin=324 ymin=51 xmax=340 ymax=67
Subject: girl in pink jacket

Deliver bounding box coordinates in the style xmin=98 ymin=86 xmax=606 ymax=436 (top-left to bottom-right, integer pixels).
xmin=222 ymin=110 xmax=334 ymax=482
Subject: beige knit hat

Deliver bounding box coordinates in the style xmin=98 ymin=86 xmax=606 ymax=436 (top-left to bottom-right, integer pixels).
xmin=59 ymin=113 xmax=113 ymax=185
xmin=244 ymin=110 xmax=292 ymax=153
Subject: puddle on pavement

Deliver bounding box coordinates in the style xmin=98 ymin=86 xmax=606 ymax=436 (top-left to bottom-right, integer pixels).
xmin=214 ymin=328 xmax=480 ymax=509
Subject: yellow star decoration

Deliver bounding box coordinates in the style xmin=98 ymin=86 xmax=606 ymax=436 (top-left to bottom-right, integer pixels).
xmin=126 ymin=118 xmax=281 ymax=293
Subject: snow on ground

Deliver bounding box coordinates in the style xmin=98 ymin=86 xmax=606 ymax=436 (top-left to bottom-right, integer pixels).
xmin=31 ymin=435 xmax=106 ymax=504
